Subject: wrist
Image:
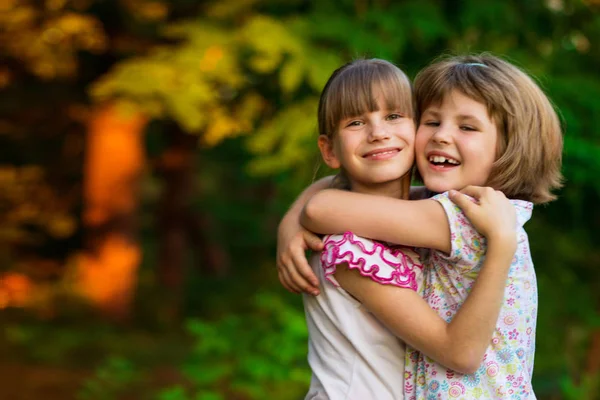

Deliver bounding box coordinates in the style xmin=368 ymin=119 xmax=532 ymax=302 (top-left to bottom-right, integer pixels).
xmin=487 ymin=233 xmax=517 ymax=257
xmin=278 ymin=211 xmax=301 ymax=237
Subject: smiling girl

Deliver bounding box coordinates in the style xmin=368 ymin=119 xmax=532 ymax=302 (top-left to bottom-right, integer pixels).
xmin=279 ymin=54 xmax=563 ymax=399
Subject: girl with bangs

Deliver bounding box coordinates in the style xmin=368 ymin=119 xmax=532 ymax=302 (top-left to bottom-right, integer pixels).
xmin=299 ymin=58 xmax=522 ymax=400
xmin=280 ymin=54 xmax=563 ymax=399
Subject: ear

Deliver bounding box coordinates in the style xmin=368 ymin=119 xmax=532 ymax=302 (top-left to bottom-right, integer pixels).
xmin=318 ymin=135 xmax=341 ymax=169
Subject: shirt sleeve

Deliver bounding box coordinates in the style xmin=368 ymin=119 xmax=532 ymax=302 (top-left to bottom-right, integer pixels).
xmin=321 ymin=232 xmax=422 ymax=291
xmin=432 ymin=192 xmax=487 ymax=271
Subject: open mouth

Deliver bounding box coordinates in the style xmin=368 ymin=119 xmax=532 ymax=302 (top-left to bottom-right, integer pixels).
xmin=428 ymin=155 xmax=461 ymax=168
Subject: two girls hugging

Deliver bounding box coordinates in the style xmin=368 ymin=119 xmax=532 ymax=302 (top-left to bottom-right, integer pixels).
xmin=276 ymin=54 xmax=563 ymax=399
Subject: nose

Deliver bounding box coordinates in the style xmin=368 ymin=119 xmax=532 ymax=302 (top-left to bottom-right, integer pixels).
xmin=368 ymin=120 xmax=390 ymax=142
xmin=431 ymin=123 xmax=452 ymax=145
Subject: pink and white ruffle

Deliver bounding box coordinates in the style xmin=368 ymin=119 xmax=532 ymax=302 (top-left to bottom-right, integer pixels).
xmin=321 ymin=232 xmax=422 ymax=291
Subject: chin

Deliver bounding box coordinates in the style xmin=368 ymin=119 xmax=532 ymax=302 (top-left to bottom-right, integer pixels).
xmin=374 ymin=176 xmax=406 ymax=184
xmin=423 ymin=179 xmax=456 ymax=194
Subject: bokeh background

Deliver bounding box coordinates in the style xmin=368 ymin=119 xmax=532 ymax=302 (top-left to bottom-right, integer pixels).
xmin=1 ymin=0 xmax=599 ymax=399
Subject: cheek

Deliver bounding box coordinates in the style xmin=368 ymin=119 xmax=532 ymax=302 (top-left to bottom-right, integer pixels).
xmin=481 ymin=136 xmax=498 ymax=167
xmin=333 ymin=135 xmax=350 ymax=154
xmin=415 ymin=131 xmax=428 ymax=154
xmin=464 ymin=139 xmax=496 ymax=182
xmin=403 ymin=130 xmax=416 ymax=149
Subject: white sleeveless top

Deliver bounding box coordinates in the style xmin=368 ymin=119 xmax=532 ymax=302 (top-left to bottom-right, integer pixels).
xmin=303 ymin=232 xmax=423 ymax=400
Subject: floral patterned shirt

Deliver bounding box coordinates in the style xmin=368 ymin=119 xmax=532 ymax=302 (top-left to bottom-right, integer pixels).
xmin=404 ymin=192 xmax=537 ymax=400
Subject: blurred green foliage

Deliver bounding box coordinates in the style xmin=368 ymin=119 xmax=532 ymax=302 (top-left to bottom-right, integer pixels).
xmin=69 ymin=292 xmax=308 ymax=400
xmin=169 ymin=292 xmax=309 ymax=399
xmin=1 ymin=0 xmax=599 ymax=399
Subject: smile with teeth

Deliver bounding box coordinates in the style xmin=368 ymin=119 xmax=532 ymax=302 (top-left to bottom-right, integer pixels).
xmin=428 ymin=155 xmax=460 ymax=165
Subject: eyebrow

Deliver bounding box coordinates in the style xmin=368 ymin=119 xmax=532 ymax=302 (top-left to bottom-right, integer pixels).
xmin=422 ymin=110 xmax=484 ymax=125
xmin=456 ymin=114 xmax=484 ymax=125
xmin=421 ymin=109 xmax=440 ymax=118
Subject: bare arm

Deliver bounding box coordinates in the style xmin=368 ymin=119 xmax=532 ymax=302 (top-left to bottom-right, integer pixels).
xmin=279 ymin=176 xmax=334 ymax=234
xmin=278 ymin=183 xmax=438 ymax=295
xmin=302 ymin=189 xmax=451 ymax=253
xmin=335 ymin=187 xmax=517 ymax=373
xmin=277 ymin=176 xmax=333 ymax=294
xmin=336 ymin=235 xmax=514 ymax=373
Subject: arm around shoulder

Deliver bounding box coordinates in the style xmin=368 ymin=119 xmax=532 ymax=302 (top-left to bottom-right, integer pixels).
xmin=302 ymin=190 xmax=451 ymax=253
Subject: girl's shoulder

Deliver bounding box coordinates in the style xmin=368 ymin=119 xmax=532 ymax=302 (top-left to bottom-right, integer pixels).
xmin=425 ymin=192 xmax=533 ymax=265
xmin=431 ymin=191 xmax=533 ymax=228
xmin=321 ymin=232 xmax=423 ymax=291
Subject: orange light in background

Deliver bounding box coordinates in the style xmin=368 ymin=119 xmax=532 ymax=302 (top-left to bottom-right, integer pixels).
xmin=79 ymin=102 xmax=148 ymax=320
xmin=0 ymin=273 xmax=33 ymax=309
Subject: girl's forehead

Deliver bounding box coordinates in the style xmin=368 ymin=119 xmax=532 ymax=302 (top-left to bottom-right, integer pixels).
xmin=421 ymin=91 xmax=497 ymax=124
xmin=423 ymin=90 xmax=487 ymax=111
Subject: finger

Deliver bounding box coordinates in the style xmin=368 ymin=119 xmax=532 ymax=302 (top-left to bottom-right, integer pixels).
xmin=278 ymin=267 xmax=299 ymax=294
xmin=458 ymin=185 xmax=486 ymax=199
xmin=281 ymin=250 xmax=316 ymax=293
xmin=303 ymin=231 xmax=324 ymax=251
xmin=279 ymin=265 xmax=302 ymax=294
xmin=449 ymin=190 xmax=477 ymax=214
xmin=494 ymin=189 xmax=508 ymax=200
xmin=291 ymin=247 xmax=320 ymax=289
xmin=293 ymin=243 xmax=320 ymax=285
xmin=286 ymin=254 xmax=319 ymax=295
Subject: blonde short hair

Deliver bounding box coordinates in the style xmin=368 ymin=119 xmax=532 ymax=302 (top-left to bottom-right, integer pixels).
xmin=414 ymin=54 xmax=563 ymax=204
xmin=318 ymin=59 xmax=414 ymax=189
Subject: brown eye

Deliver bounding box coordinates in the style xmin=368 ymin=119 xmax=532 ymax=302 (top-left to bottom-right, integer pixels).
xmin=346 ymin=120 xmax=363 ymax=127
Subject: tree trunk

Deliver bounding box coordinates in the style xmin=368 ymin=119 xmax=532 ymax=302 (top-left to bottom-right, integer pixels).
xmin=156 ymin=127 xmax=230 ymax=317
xmin=79 ymin=102 xmax=147 ymax=321
xmin=156 ymin=127 xmax=197 ymax=294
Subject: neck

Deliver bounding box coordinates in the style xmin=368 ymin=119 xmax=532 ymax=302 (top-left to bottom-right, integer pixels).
xmin=350 ymin=175 xmax=411 ymax=200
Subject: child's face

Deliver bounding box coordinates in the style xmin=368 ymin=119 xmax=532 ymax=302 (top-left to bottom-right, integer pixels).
xmin=415 ymin=90 xmax=498 ymax=193
xmin=319 ymin=97 xmax=415 ymax=193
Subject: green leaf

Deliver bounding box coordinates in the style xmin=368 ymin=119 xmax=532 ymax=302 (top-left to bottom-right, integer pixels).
xmin=280 ymin=58 xmax=305 ymax=95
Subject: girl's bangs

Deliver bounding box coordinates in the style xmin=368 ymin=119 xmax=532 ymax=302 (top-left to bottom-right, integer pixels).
xmin=417 ymin=64 xmax=494 ymax=120
xmin=330 ymin=70 xmax=413 ymax=129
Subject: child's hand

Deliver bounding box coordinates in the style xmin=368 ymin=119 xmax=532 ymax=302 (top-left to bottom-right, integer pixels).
xmin=449 ymin=186 xmax=517 ymax=243
xmin=277 ymin=225 xmax=323 ymax=295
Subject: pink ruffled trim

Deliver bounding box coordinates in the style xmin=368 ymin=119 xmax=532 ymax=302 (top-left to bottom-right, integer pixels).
xmin=321 ymin=231 xmax=423 ymax=291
